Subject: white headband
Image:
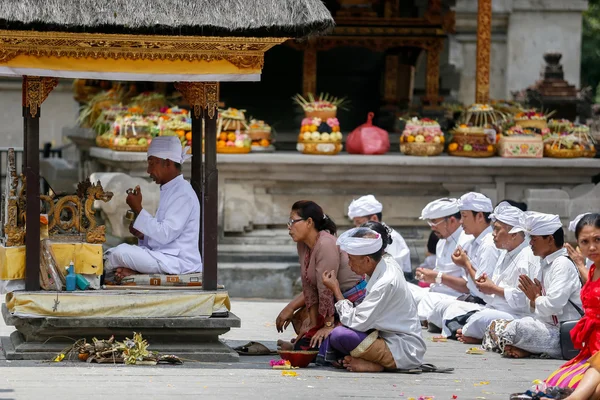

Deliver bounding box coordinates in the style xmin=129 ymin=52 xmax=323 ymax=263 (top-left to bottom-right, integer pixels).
xmin=348 ymin=195 xmax=383 ymax=219
xmin=148 ymin=136 xmax=193 ymax=164
xmin=509 ymin=211 xmax=562 ymax=236
xmin=569 ymin=213 xmax=592 ymax=232
xmin=490 ymin=201 xmax=523 ymax=228
xmin=337 ymin=227 xmax=383 ymax=256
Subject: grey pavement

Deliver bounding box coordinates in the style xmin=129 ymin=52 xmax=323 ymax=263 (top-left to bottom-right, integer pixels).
xmin=0 ymin=299 xmax=563 ymax=400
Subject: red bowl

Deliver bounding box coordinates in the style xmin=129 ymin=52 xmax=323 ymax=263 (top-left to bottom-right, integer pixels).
xmin=277 ymin=350 xmax=318 ymax=368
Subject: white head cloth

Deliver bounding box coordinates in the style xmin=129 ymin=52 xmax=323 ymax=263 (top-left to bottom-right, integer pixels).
xmin=348 ymin=195 xmax=383 ymax=219
xmin=458 ymin=192 xmax=493 ymax=213
xmin=420 ymin=198 xmax=460 ymax=220
xmin=490 ymin=201 xmax=524 ymax=228
xmin=569 ymin=213 xmax=592 ymax=232
xmin=147 ymin=136 xmax=192 ymax=164
xmin=509 ymin=211 xmax=562 ymax=236
xmin=337 ymin=227 xmax=383 ymax=256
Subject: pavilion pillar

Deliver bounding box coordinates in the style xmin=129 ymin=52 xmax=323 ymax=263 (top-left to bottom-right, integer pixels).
xmin=475 ymin=0 xmax=492 ymax=103
xmin=174 ymin=82 xmax=219 ymax=291
xmin=302 ymin=43 xmax=317 ymax=97
xmin=422 ymin=39 xmax=444 ymax=107
xmin=22 ymin=76 xmax=58 ymax=291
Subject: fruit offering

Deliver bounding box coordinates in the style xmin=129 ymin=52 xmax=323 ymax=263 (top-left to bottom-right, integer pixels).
xmin=544 ymin=133 xmax=585 ymax=158
xmin=448 ymin=104 xmax=501 ymax=158
xmin=297 ymin=117 xmax=343 ymax=155
xmin=248 ymin=119 xmax=275 ymax=152
xmin=109 ymin=114 xmax=155 ymax=152
xmin=217 ymin=108 xmax=251 ymax=154
xmin=399 ymin=118 xmax=444 ymax=156
xmin=293 ymin=92 xmax=347 ymax=120
xmin=571 ymin=125 xmax=596 ymax=158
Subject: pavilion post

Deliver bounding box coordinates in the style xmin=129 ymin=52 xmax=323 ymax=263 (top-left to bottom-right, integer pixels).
xmin=475 ymin=0 xmax=492 ymax=103
xmin=174 ymin=82 xmax=219 ymax=291
xmin=202 ymin=83 xmax=219 ymax=291
xmin=22 ymin=76 xmax=58 ymax=291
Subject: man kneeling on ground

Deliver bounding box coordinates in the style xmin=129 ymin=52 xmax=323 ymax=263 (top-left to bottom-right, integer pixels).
xmin=104 ymin=136 xmax=202 ymax=281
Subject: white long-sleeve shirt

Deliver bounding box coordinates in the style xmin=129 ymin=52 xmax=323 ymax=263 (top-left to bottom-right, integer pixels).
xmin=533 ymin=247 xmax=582 ymax=324
xmin=388 ymin=228 xmax=412 ymax=273
xmin=430 ymin=226 xmax=473 ymax=297
xmin=482 ymin=240 xmax=541 ymax=315
xmin=133 ymin=174 xmax=202 ymax=274
xmin=464 ymin=226 xmax=502 ymax=299
xmin=335 ymin=254 xmax=426 ymax=369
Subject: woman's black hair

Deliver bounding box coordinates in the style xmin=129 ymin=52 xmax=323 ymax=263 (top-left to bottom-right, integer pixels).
xmin=427 ymin=231 xmax=439 ymax=255
xmin=575 ymin=213 xmax=600 ymax=240
xmin=292 ymin=200 xmax=337 ymax=235
xmin=355 ymin=221 xmax=391 ymax=262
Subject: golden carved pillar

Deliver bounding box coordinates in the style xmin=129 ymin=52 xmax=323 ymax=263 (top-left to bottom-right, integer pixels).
xmin=476 ymin=0 xmax=492 ymax=104
xmin=22 ymin=76 xmax=58 ymax=291
xmin=422 ymin=40 xmax=443 ymax=107
xmin=303 ymin=43 xmax=317 ymax=96
xmin=384 ymin=54 xmax=399 ymax=104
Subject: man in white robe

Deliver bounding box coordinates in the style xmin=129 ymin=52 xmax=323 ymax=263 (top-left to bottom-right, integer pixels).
xmin=484 ymin=212 xmax=583 ymax=358
xmin=104 ymin=136 xmax=202 ymax=281
xmin=414 ymin=198 xmax=473 ymax=322
xmin=438 ymin=202 xmax=541 ymax=341
xmin=321 ymin=225 xmax=426 ymax=372
xmin=347 ymin=195 xmax=412 ymax=278
xmin=422 ymin=192 xmax=502 ymax=328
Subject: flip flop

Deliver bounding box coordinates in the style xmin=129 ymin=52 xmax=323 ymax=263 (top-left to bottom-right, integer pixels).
xmin=233 ymin=341 xmax=277 ymax=356
xmin=419 ymin=363 xmax=454 ymax=373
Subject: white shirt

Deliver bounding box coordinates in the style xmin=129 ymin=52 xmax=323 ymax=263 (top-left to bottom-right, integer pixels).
xmin=388 ymin=228 xmax=412 ymax=273
xmin=482 ymin=240 xmax=541 ymax=316
xmin=430 ymin=226 xmax=473 ymax=296
xmin=464 ymin=226 xmax=502 ymax=299
xmin=533 ymin=248 xmax=582 ymax=325
xmin=335 ymin=254 xmax=426 ymax=369
xmin=134 ymin=174 xmax=202 ymax=274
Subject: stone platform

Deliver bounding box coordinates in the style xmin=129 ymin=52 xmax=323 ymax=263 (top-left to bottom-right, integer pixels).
xmin=1 ymin=289 xmax=241 ymax=361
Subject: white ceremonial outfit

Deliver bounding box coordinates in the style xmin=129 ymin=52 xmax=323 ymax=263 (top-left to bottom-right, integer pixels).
xmin=335 ymin=254 xmax=426 ymax=369
xmin=440 ymin=240 xmax=541 ymax=338
xmin=496 ymin=247 xmax=582 ymax=358
xmin=416 ymin=226 xmax=473 ymax=321
xmin=388 ymin=228 xmax=412 ymax=274
xmin=428 ymin=226 xmax=501 ymax=329
xmin=105 ymin=174 xmax=202 ymax=275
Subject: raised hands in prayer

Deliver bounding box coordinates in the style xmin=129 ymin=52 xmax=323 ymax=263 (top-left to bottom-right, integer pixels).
xmin=475 ymin=273 xmax=498 ymax=295
xmin=126 ymin=185 xmax=143 ymax=214
xmin=518 ymin=274 xmax=543 ymax=305
xmin=451 ymin=246 xmax=469 ymax=268
xmin=415 ymin=267 xmax=438 ymax=284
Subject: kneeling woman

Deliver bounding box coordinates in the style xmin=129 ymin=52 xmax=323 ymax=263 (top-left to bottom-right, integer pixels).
xmin=322 ymin=222 xmax=426 ymax=372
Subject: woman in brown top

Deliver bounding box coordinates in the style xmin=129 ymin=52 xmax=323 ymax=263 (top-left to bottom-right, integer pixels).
xmin=276 ymin=200 xmax=363 ymax=351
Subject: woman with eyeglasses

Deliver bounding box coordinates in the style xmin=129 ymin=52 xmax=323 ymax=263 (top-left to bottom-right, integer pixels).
xmin=276 ymin=200 xmax=363 ymax=356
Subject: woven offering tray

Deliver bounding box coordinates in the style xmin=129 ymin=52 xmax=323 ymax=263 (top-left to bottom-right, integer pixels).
xmin=449 ymin=149 xmax=496 ymax=158
xmin=544 ymin=148 xmax=584 ymax=158
xmin=111 ymin=144 xmax=149 ymax=152
xmin=297 ymin=141 xmax=342 ymax=155
xmin=217 ymin=146 xmax=252 ymax=154
xmin=400 ymin=142 xmax=444 ymax=156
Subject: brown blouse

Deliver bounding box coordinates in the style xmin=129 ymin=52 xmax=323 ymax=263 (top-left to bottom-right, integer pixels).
xmin=297 ymin=231 xmax=362 ymax=318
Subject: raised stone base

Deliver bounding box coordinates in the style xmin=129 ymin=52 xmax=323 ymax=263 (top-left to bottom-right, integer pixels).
xmin=1 ymin=304 xmax=241 ymax=362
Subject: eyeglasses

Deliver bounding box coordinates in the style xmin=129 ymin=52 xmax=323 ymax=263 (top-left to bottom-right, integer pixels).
xmin=287 ymin=218 xmax=305 ymax=228
xmin=427 ymin=218 xmax=447 ymax=227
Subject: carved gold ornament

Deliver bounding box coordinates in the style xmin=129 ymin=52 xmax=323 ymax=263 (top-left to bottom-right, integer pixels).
xmin=174 ymin=82 xmax=220 ymax=119
xmin=23 ymin=76 xmax=58 ymax=118
xmin=0 ymin=30 xmax=286 ymax=71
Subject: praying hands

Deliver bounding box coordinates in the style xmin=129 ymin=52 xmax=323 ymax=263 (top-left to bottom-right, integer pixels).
xmin=518 ymin=274 xmax=543 ymax=308
xmin=451 ymin=246 xmax=469 ymax=268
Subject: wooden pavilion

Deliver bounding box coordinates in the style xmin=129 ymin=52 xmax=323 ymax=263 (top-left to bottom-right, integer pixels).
xmin=0 ymin=0 xmax=334 ymax=293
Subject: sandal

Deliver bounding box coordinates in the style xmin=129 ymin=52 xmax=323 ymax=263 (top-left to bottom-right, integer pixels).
xmin=233 ymin=341 xmax=277 ymax=356
xmin=419 ymin=363 xmax=454 ymax=373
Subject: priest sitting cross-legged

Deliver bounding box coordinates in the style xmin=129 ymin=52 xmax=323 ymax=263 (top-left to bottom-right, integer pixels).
xmin=104 ymin=136 xmax=202 ymax=282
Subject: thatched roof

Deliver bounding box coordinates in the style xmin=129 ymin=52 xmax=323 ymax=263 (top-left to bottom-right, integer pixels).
xmin=0 ymin=0 xmax=334 ymax=38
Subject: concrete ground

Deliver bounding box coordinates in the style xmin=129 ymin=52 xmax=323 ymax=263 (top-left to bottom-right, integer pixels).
xmin=0 ymin=299 xmax=563 ymax=400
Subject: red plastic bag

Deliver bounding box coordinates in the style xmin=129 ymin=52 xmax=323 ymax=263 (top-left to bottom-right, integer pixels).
xmin=346 ymin=112 xmax=390 ymax=155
